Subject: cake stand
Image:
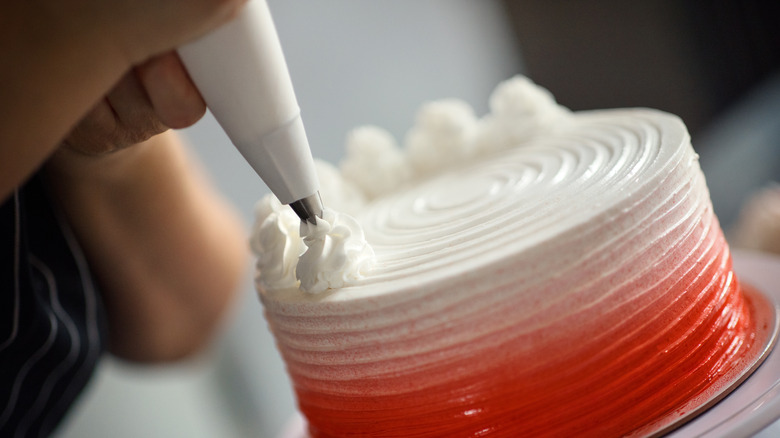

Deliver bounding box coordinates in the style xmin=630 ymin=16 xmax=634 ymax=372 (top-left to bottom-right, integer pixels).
xmin=665 ymin=250 xmax=780 ymax=437
xmin=277 ymin=250 xmax=780 ymax=438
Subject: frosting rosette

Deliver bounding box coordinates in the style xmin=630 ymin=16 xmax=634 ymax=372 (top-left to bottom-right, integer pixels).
xmin=252 ymin=77 xmax=771 ymax=437
xmin=297 ymin=208 xmax=376 ymax=294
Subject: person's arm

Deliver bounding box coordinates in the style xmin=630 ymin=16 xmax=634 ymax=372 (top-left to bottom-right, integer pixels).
xmin=46 ymin=130 xmax=247 ymax=362
xmin=2 ymin=0 xmax=249 ymax=362
xmin=0 ymin=0 xmax=245 ymax=201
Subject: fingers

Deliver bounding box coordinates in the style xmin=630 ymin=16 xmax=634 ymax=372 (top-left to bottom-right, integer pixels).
xmin=63 ymin=99 xmax=121 ymax=155
xmin=136 ymin=52 xmax=207 ymax=130
xmin=107 ymin=70 xmax=168 ymax=144
xmin=63 ymin=69 xmax=169 ymax=155
xmin=62 ymin=52 xmax=207 ymax=156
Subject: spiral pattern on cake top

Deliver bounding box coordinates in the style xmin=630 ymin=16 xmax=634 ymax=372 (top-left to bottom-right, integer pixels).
xmin=253 ymin=77 xmax=764 ymax=437
xmin=260 ymin=107 xmax=687 ymax=305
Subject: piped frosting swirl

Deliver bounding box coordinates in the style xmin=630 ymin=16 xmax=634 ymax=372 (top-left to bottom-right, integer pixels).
xmin=298 ymin=209 xmax=375 ymax=294
xmin=251 ymin=196 xmax=375 ymax=294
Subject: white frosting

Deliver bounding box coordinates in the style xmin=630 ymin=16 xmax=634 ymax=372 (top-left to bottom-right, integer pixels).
xmin=254 ymin=77 xmax=698 ymax=351
xmin=249 ymin=196 xmax=304 ymax=291
xmin=254 ymin=76 xmax=574 ymax=296
xmin=297 ymin=208 xmax=376 ymax=294
xmin=340 ymin=126 xmax=411 ymax=200
xmin=334 ymin=76 xmax=569 ymax=202
xmin=251 ymin=196 xmax=375 ymax=294
xmin=266 ymin=106 xmax=690 ymax=298
xmin=475 ymin=75 xmax=570 ymax=153
xmin=404 ymin=99 xmax=479 ymax=176
xmin=261 ymin=105 xmax=704 ymax=387
xmin=489 ymin=75 xmax=565 ymax=120
xmin=253 ymin=76 xmax=580 ymax=299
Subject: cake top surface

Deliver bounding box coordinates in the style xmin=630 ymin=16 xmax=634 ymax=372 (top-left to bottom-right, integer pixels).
xmin=251 ymin=77 xmax=692 ymax=308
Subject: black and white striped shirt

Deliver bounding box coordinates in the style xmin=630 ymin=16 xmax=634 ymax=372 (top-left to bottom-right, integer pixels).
xmin=1 ymin=173 xmax=107 ymax=437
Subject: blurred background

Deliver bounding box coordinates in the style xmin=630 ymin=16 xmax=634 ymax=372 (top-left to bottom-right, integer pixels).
xmin=55 ymin=1 xmax=779 ymax=437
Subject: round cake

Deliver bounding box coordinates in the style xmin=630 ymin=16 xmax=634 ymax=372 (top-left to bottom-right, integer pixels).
xmin=251 ymin=77 xmax=773 ymax=437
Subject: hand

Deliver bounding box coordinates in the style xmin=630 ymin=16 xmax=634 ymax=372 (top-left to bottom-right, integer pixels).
xmin=0 ymin=0 xmax=248 ymax=199
xmin=63 ymin=51 xmax=206 ymax=156
xmin=13 ymin=0 xmax=251 ymax=362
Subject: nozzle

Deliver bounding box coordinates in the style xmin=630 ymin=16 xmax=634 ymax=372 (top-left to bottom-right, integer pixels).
xmin=290 ymin=192 xmax=324 ymax=225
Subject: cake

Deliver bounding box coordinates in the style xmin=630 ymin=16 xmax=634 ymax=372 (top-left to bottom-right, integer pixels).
xmin=251 ymin=77 xmax=773 ymax=437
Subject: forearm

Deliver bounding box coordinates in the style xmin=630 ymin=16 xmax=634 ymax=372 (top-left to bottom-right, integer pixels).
xmin=45 ymin=131 xmax=247 ymax=362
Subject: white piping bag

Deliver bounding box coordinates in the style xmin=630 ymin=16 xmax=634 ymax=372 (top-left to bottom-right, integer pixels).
xmin=178 ymin=0 xmax=323 ymax=223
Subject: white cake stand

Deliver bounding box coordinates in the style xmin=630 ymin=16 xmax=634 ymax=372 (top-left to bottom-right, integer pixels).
xmin=277 ymin=250 xmax=780 ymax=438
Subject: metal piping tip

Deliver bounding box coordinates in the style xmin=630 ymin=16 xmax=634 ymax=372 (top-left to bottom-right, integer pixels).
xmin=289 ymin=192 xmax=324 ymax=225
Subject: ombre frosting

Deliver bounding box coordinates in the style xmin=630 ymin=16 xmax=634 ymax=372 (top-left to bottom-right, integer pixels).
xmin=252 ymin=77 xmax=762 ymax=437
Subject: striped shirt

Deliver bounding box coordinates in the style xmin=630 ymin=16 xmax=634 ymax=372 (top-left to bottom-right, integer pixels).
xmin=1 ymin=173 xmax=107 ymax=437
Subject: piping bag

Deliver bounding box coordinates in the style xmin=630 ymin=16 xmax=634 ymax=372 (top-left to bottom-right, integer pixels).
xmin=178 ymin=0 xmax=323 ymax=224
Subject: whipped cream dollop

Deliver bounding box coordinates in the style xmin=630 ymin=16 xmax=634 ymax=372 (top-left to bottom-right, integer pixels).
xmin=405 ymin=99 xmax=479 ymax=176
xmin=250 ymin=196 xmax=304 ymax=291
xmin=333 ymin=75 xmax=568 ymax=203
xmin=475 ymin=75 xmax=570 ymax=153
xmin=251 ymin=195 xmax=375 ymax=294
xmin=340 ymin=126 xmax=411 ymax=200
xmin=298 ymin=208 xmax=375 ymax=293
